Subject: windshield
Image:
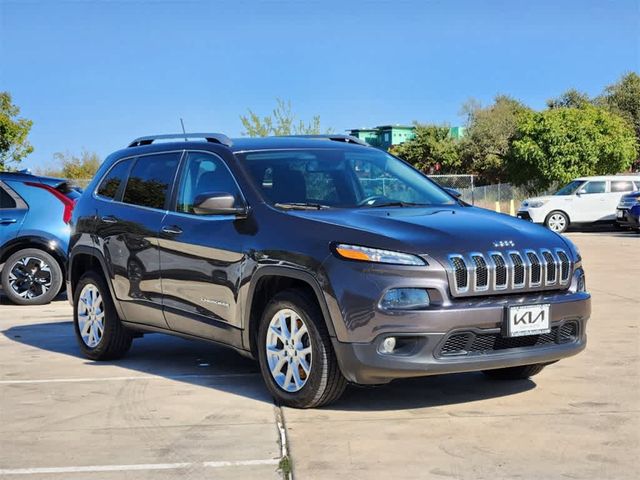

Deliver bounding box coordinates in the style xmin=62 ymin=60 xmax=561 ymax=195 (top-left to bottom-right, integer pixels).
xmin=236 ymin=148 xmax=456 ymax=208
xmin=555 ymin=180 xmax=585 ymax=196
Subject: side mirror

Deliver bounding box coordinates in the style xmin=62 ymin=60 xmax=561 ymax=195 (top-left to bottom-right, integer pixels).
xmin=444 ymin=187 xmax=462 ymax=199
xmin=193 ymin=192 xmax=249 ymax=217
xmin=576 ymin=189 xmax=586 ymax=196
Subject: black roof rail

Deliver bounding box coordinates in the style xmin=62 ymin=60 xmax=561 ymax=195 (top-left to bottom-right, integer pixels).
xmin=127 ymin=133 xmax=233 ymax=148
xmin=281 ymin=134 xmax=369 ymax=147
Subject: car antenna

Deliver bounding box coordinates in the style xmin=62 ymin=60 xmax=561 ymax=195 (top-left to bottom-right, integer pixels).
xmin=180 ymin=118 xmax=187 ymax=141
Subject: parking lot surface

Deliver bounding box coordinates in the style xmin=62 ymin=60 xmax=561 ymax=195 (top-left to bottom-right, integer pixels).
xmin=0 ymin=231 xmax=638 ymax=479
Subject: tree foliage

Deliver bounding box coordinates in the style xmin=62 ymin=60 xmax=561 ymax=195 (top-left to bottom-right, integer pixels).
xmin=599 ymin=72 xmax=640 ymax=138
xmin=389 ymin=124 xmax=460 ymax=173
xmin=458 ymin=95 xmax=531 ymax=184
xmin=240 ymin=98 xmax=331 ymax=137
xmin=41 ymin=150 xmax=101 ymax=179
xmin=547 ymin=89 xmax=592 ymax=109
xmin=507 ymin=105 xmax=638 ymax=192
xmin=0 ymin=92 xmax=33 ymax=171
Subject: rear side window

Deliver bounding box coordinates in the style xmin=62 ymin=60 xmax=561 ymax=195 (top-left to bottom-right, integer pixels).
xmin=123 ymin=153 xmax=180 ymax=209
xmin=0 ymin=186 xmax=16 ymax=209
xmin=611 ymin=181 xmax=635 ymax=193
xmin=97 ymin=159 xmax=132 ymax=199
xmin=582 ymin=181 xmax=606 ymax=194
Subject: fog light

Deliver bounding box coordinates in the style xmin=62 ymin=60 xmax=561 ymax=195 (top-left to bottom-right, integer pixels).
xmin=380 ymin=288 xmax=430 ymax=310
xmin=380 ymin=337 xmax=397 ymax=354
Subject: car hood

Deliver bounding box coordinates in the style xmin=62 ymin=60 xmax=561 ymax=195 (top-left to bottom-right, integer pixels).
xmin=522 ymin=195 xmax=555 ymax=206
xmin=289 ymin=205 xmax=570 ymax=259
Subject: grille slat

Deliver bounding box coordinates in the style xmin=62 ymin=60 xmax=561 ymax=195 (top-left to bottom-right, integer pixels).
xmin=527 ymin=251 xmax=542 ymax=285
xmin=439 ymin=322 xmax=579 ymax=357
xmin=448 ymin=248 xmax=571 ymax=297
xmin=472 ymin=255 xmax=488 ymax=289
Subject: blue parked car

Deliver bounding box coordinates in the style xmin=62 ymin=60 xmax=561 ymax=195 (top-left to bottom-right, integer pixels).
xmin=629 ymin=204 xmax=640 ymax=232
xmin=0 ymin=171 xmax=80 ymax=304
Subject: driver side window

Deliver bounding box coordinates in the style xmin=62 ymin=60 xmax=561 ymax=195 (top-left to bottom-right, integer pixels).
xmin=176 ymin=152 xmax=242 ymax=214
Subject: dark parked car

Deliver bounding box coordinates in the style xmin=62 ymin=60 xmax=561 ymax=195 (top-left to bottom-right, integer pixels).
xmin=68 ymin=134 xmax=590 ymax=408
xmin=616 ymin=191 xmax=640 ymax=230
xmin=1 ymin=171 xmax=80 ymax=304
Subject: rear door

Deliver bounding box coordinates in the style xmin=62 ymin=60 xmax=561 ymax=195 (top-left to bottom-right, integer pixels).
xmin=0 ymin=181 xmax=27 ymax=247
xmin=158 ymin=150 xmax=247 ymax=342
xmin=571 ymin=180 xmax=608 ymax=222
xmin=94 ymin=152 xmax=181 ymax=328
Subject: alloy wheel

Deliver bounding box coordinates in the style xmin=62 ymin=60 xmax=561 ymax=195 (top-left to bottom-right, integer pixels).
xmin=77 ymin=284 xmax=105 ymax=348
xmin=265 ymin=308 xmax=312 ymax=392
xmin=7 ymin=257 xmax=52 ymax=300
xmin=547 ymin=213 xmax=567 ymax=232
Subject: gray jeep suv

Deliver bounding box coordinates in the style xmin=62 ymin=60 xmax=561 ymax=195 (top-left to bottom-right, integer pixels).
xmin=68 ymin=133 xmax=590 ymax=408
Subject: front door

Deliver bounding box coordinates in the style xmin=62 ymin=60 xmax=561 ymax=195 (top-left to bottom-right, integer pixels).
xmin=158 ymin=150 xmax=247 ymax=343
xmin=95 ymin=152 xmax=181 ymax=328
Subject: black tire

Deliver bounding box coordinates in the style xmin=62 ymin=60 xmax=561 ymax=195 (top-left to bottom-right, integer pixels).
xmin=73 ymin=271 xmax=132 ymax=360
xmin=1 ymin=248 xmax=63 ymax=305
xmin=257 ymin=289 xmax=347 ymax=408
xmin=544 ymin=210 xmax=569 ymax=234
xmin=482 ymin=363 xmax=546 ymax=380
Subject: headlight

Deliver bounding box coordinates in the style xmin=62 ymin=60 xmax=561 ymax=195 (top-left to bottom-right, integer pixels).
xmin=334 ymin=243 xmax=427 ymax=266
xmin=528 ymin=200 xmax=546 ymax=208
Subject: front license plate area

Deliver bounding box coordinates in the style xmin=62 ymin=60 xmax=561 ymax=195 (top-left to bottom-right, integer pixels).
xmin=504 ymin=304 xmax=551 ymax=337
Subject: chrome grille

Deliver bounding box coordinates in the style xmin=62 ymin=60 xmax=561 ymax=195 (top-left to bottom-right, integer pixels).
xmin=447 ymin=248 xmax=572 ymax=297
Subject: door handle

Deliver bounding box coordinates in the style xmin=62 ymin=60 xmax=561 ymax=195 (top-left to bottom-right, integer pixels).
xmin=0 ymin=218 xmax=17 ymax=224
xmin=161 ymin=225 xmax=183 ymax=235
xmin=100 ymin=215 xmax=118 ymax=224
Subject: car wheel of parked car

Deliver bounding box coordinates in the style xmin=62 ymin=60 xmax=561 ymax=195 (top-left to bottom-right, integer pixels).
xmin=257 ymin=289 xmax=347 ymax=408
xmin=73 ymin=272 xmax=132 ymax=360
xmin=1 ymin=248 xmax=62 ymax=305
xmin=482 ymin=363 xmax=546 ymax=380
xmin=545 ymin=211 xmax=569 ymax=233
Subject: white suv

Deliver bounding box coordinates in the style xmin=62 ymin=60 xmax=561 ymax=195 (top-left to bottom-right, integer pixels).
xmin=518 ymin=175 xmax=640 ymax=233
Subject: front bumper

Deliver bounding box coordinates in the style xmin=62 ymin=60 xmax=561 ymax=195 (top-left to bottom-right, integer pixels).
xmin=332 ymin=292 xmax=590 ymax=384
xmin=517 ymin=208 xmax=546 ymax=223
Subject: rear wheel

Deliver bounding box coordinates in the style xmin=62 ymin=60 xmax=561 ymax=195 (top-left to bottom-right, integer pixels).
xmin=1 ymin=248 xmax=62 ymax=305
xmin=482 ymin=363 xmax=546 ymax=380
xmin=73 ymin=272 xmax=132 ymax=360
xmin=545 ymin=211 xmax=569 ymax=233
xmin=257 ymin=289 xmax=347 ymax=408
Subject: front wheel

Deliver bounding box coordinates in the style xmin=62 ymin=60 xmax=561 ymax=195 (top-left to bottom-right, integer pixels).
xmin=257 ymin=289 xmax=347 ymax=408
xmin=482 ymin=363 xmax=546 ymax=380
xmin=545 ymin=211 xmax=569 ymax=233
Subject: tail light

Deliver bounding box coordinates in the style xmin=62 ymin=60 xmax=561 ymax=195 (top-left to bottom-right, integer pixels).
xmin=25 ymin=181 xmax=76 ymax=224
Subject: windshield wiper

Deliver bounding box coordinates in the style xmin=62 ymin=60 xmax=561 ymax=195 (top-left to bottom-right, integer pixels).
xmin=274 ymin=202 xmax=330 ymax=210
xmin=362 ymin=201 xmax=430 ymax=208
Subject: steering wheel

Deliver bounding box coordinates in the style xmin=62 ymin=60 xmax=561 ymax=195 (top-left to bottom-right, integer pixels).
xmin=357 ymin=195 xmax=390 ymax=207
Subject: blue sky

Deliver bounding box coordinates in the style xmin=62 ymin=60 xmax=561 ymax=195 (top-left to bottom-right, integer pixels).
xmin=1 ymin=0 xmax=638 ymax=170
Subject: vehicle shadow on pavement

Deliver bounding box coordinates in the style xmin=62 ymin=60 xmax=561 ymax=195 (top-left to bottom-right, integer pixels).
xmin=2 ymin=319 xmax=535 ymax=411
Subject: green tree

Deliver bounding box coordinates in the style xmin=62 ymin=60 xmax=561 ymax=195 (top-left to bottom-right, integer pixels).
xmin=389 ymin=124 xmax=460 ymax=173
xmin=49 ymin=150 xmax=101 ymax=179
xmin=240 ymin=98 xmax=331 ymax=137
xmin=547 ymin=88 xmax=592 ymax=109
xmin=0 ymin=92 xmax=33 ymax=171
xmin=599 ymin=72 xmax=640 ymax=137
xmin=506 ymin=105 xmax=638 ymax=192
xmin=458 ymin=95 xmax=531 ymax=184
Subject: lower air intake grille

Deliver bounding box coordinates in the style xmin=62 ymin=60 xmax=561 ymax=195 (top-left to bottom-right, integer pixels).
xmin=438 ymin=321 xmax=579 ymax=357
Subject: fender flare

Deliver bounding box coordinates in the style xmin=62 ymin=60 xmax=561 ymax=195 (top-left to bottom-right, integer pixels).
xmin=0 ymin=235 xmax=68 ymax=275
xmin=241 ymin=265 xmax=338 ymax=352
xmin=68 ymin=245 xmax=126 ymax=320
